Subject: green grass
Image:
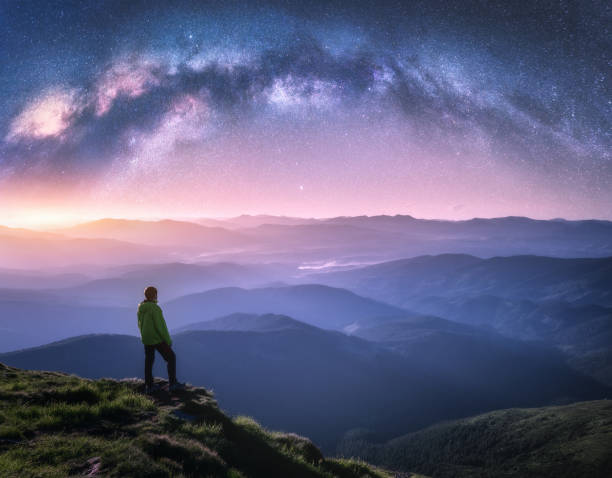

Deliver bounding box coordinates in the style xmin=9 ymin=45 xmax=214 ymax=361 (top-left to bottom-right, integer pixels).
xmin=338 ymin=399 xmax=612 ymax=478
xmin=0 ymin=363 xmax=395 ymax=478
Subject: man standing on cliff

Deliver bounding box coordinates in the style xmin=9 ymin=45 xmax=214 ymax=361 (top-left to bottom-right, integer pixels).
xmin=137 ymin=286 xmax=185 ymax=394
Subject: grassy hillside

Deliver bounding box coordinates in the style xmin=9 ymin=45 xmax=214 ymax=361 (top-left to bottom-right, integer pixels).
xmin=338 ymin=400 xmax=612 ymax=478
xmin=0 ymin=363 xmax=406 ymax=478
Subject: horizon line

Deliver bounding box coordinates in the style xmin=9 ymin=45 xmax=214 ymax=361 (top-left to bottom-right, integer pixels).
xmin=1 ymin=213 xmax=612 ymax=231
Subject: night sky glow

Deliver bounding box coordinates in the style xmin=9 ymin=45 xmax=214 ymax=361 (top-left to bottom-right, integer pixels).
xmin=1 ymin=0 xmax=610 ymax=226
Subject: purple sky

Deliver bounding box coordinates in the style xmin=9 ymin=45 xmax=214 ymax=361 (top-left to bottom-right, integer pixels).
xmin=1 ymin=1 xmax=610 ymax=226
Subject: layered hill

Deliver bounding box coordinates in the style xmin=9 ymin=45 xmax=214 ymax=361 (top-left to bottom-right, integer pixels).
xmin=56 ymin=218 xmax=247 ymax=250
xmin=306 ymin=254 xmax=612 ymax=383
xmin=0 ymin=363 xmax=397 ymax=478
xmin=338 ymin=400 xmax=612 ymax=478
xmin=2 ymin=314 xmax=607 ymax=451
xmin=0 ymin=267 xmax=89 ymax=290
xmin=0 ymin=228 xmax=170 ymax=270
xmin=407 ymin=296 xmax=612 ymax=386
xmin=0 ymin=284 xmax=405 ymax=352
xmin=307 ymin=254 xmax=612 ymax=307
xmin=3 ymin=216 xmax=612 ymax=269
xmin=176 ymin=313 xmax=316 ymax=333
xmin=47 ymin=262 xmax=292 ymax=306
xmin=236 ymin=216 xmax=612 ymax=260
xmin=163 ymin=284 xmax=407 ymax=331
xmin=350 ymin=318 xmax=597 ymax=405
xmin=0 ymin=299 xmax=133 ymax=352
xmin=322 ymin=216 xmax=612 ymax=258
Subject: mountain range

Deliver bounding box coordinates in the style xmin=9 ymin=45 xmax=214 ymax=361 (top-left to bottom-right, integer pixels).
xmin=3 ymin=215 xmax=612 ymax=270
xmin=2 ymin=313 xmax=607 ymax=452
xmin=306 ymin=254 xmax=612 ymax=307
xmin=1 ymin=215 xmax=611 ymax=474
xmin=0 ymin=284 xmax=404 ymax=352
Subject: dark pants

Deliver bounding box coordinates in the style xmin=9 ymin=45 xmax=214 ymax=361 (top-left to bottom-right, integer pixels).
xmin=144 ymin=342 xmax=176 ymax=387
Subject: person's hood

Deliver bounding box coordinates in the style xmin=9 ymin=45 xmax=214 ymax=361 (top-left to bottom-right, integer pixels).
xmin=138 ymin=300 xmax=159 ymax=311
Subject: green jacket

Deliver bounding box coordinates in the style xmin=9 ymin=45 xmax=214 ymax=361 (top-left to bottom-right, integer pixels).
xmin=137 ymin=300 xmax=172 ymax=346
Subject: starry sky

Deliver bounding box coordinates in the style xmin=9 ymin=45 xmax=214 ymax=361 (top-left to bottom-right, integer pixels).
xmin=1 ymin=0 xmax=610 ymax=226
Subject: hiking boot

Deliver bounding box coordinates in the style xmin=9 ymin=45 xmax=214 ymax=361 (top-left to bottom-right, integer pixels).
xmin=145 ymin=383 xmax=161 ymax=394
xmin=169 ymin=381 xmax=186 ymax=392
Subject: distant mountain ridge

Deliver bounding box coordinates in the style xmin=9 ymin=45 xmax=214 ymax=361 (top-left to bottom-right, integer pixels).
xmin=45 ymin=261 xmax=293 ymax=306
xmin=0 ymin=231 xmax=170 ymax=269
xmin=0 ymin=283 xmax=406 ymax=352
xmin=307 ymin=254 xmax=612 ymax=307
xmin=163 ymin=284 xmax=408 ymax=331
xmin=407 ymin=295 xmax=612 ymax=386
xmin=306 ymin=253 xmax=612 ymax=386
xmin=55 ymin=218 xmax=247 ymax=250
xmin=3 ymin=215 xmax=611 ymax=269
xmin=176 ymin=312 xmax=316 ymax=333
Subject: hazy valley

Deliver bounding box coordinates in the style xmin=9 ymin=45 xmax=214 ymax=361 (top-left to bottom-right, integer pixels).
xmin=1 ymin=215 xmax=611 ymax=476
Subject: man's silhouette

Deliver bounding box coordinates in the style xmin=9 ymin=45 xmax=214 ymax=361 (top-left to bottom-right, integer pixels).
xmin=137 ymin=286 xmax=185 ymax=393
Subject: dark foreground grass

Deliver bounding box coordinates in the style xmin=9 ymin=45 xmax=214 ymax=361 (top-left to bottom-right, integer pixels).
xmin=0 ymin=363 xmax=399 ymax=478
